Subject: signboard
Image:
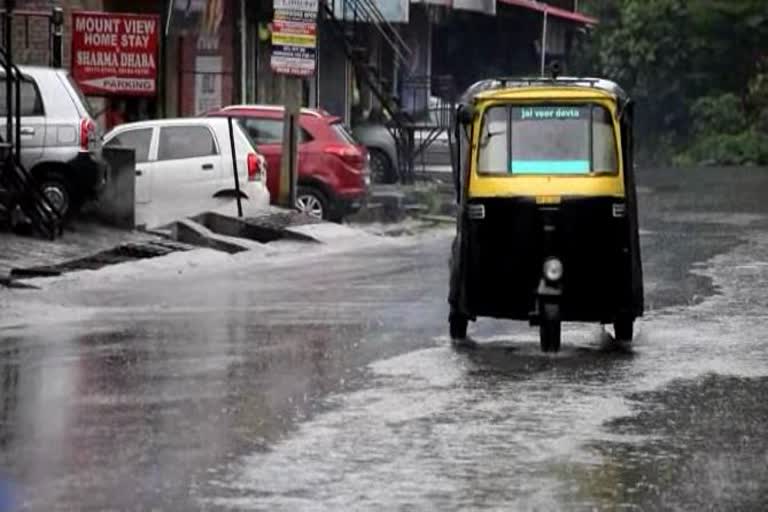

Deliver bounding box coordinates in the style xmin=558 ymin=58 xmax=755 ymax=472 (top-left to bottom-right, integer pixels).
xmin=271 ymin=0 xmax=318 ymax=77
xmin=72 ymin=12 xmax=160 ymax=96
xmin=516 ymin=106 xmax=588 ymax=121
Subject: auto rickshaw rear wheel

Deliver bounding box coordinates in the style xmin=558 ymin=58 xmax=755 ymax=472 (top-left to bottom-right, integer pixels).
xmin=614 ymin=317 xmax=634 ymax=342
xmin=449 ymin=313 xmax=468 ymax=340
xmin=539 ymin=303 xmax=561 ymax=353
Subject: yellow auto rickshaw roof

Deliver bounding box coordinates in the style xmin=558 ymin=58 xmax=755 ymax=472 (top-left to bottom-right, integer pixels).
xmin=461 ymin=77 xmax=630 ymax=105
xmin=473 ymin=86 xmax=618 ymax=103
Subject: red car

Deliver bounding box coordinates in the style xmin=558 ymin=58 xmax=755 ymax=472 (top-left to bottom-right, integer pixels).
xmin=208 ymin=105 xmax=370 ymax=222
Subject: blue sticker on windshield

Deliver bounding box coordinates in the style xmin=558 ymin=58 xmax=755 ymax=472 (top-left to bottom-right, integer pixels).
xmin=510 ymin=160 xmax=590 ymax=174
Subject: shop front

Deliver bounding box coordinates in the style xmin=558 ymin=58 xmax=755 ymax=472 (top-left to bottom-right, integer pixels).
xmin=66 ymin=0 xmax=241 ymax=130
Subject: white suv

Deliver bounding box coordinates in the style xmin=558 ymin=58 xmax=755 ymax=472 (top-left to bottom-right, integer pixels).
xmin=1 ymin=66 xmax=105 ymax=217
xmin=103 ymin=117 xmax=270 ymax=229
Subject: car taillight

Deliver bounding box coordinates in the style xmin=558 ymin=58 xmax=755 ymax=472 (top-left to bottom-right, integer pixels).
xmin=324 ymin=144 xmax=364 ymax=168
xmin=79 ymin=118 xmax=95 ymax=151
xmin=247 ymin=152 xmax=259 ymax=181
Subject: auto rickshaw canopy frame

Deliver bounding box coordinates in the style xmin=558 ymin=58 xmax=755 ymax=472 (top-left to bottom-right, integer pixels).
xmin=456 ymin=77 xmax=631 ymax=124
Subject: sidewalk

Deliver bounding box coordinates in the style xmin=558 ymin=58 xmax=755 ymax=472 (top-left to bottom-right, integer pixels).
xmin=350 ymin=179 xmax=457 ymax=224
xmin=0 ymin=222 xmax=166 ymax=280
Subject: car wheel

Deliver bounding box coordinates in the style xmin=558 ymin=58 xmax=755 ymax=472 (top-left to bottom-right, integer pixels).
xmin=369 ymin=148 xmax=397 ymax=184
xmin=39 ymin=175 xmax=75 ymax=218
xmin=296 ymin=186 xmax=328 ymax=220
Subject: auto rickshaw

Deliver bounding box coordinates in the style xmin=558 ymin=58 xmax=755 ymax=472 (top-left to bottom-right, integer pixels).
xmin=447 ymin=74 xmax=643 ymax=352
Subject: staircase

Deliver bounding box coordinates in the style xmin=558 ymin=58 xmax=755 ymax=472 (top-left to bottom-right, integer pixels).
xmin=0 ymin=39 xmax=61 ymax=238
xmin=320 ymin=0 xmax=417 ymax=182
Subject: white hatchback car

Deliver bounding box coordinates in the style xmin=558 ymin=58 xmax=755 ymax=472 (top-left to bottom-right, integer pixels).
xmin=103 ymin=117 xmax=270 ymax=229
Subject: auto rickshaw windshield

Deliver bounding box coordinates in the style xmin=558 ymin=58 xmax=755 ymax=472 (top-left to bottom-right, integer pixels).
xmin=477 ymin=103 xmax=618 ymax=176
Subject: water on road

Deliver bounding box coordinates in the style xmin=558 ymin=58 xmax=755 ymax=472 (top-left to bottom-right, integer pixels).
xmin=2 ymin=167 xmax=768 ymax=511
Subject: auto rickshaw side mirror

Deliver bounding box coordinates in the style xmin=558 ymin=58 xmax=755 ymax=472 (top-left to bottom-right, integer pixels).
xmin=456 ymin=104 xmax=475 ymax=126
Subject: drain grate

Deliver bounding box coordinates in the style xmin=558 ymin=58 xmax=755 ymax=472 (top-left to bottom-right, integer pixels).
xmin=9 ymin=240 xmax=194 ymax=279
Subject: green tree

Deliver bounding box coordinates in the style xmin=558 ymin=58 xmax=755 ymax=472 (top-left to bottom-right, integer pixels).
xmin=576 ymin=0 xmax=768 ymax=165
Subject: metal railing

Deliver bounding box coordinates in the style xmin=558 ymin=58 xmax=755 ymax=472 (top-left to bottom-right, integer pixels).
xmin=328 ymin=0 xmax=412 ymax=67
xmin=0 ymin=3 xmax=62 ymax=238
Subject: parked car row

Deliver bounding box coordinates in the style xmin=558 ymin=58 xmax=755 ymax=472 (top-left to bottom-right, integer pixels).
xmin=5 ymin=65 xmax=379 ymax=226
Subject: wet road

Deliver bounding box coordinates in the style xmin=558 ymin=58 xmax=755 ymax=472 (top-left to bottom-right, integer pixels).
xmin=2 ymin=167 xmax=768 ymax=510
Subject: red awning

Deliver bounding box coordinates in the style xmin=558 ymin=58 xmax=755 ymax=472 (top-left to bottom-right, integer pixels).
xmin=499 ymin=0 xmax=598 ymax=25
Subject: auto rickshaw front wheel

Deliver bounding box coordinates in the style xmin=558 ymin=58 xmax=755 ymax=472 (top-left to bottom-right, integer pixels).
xmin=539 ymin=303 xmax=562 ymax=353
xmin=449 ymin=313 xmax=468 ymax=340
xmin=614 ymin=316 xmax=634 ymax=342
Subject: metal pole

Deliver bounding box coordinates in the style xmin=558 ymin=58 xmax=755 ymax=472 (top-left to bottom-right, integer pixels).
xmin=240 ymin=0 xmax=247 ymax=102
xmin=227 ymin=116 xmax=244 ymax=217
xmin=51 ymin=7 xmax=63 ymax=68
xmin=5 ymin=0 xmax=13 ymax=147
xmin=540 ymin=9 xmax=548 ymax=77
xmin=279 ymin=77 xmax=300 ymax=209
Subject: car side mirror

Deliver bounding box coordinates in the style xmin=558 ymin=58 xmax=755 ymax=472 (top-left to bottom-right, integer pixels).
xmin=456 ymin=104 xmax=475 ymax=126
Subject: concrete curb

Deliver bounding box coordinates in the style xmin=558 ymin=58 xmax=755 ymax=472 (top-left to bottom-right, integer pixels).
xmin=351 ymin=182 xmax=457 ymax=224
xmin=172 ymin=219 xmax=264 ymax=254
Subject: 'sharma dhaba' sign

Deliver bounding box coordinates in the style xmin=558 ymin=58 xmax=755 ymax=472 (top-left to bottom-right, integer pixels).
xmin=72 ymin=11 xmax=160 ymax=96
xmin=271 ymin=0 xmax=318 ymax=77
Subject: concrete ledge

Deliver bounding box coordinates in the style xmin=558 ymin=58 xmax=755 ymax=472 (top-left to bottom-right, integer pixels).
xmin=172 ymin=219 xmax=262 ymax=254
xmin=192 ymin=211 xmax=319 ymax=243
xmin=350 ymin=183 xmax=457 ymax=224
xmin=285 ymin=222 xmax=379 ymax=243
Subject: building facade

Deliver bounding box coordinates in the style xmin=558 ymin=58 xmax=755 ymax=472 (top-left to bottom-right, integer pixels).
xmin=4 ymin=0 xmax=596 ymax=132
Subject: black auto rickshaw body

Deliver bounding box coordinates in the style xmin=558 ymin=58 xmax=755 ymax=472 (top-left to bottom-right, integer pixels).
xmin=448 ymin=76 xmax=644 ymax=352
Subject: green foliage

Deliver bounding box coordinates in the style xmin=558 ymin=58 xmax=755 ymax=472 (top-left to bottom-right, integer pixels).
xmin=689 ymin=94 xmax=747 ymax=136
xmin=747 ymin=62 xmax=768 ymax=118
xmin=578 ymin=0 xmax=768 ymax=165
xmin=679 ymin=130 xmax=768 ymax=166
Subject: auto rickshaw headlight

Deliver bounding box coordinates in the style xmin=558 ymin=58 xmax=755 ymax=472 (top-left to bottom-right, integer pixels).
xmin=543 ymin=258 xmax=563 ymax=282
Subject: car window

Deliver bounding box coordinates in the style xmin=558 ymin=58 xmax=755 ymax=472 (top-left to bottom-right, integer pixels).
xmin=329 ymin=122 xmax=357 ymax=145
xmin=104 ymin=128 xmax=153 ymax=163
xmin=477 ymin=106 xmax=509 ymax=173
xmin=240 ymin=118 xmax=283 ymax=144
xmin=157 ymin=125 xmax=218 ymax=161
xmin=64 ymin=73 xmax=96 ymax=118
xmin=0 ymin=78 xmax=45 ymax=116
xmin=238 ymin=117 xmax=310 ymax=144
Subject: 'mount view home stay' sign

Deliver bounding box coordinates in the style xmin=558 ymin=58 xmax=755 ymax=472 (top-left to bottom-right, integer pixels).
xmin=71 ymin=11 xmax=160 ymax=96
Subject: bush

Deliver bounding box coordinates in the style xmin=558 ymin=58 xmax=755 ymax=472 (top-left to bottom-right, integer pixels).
xmin=689 ymin=93 xmax=747 ymax=136
xmin=678 ymin=130 xmax=768 ymax=165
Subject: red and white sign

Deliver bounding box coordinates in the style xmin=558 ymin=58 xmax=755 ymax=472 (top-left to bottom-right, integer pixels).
xmin=71 ymin=11 xmax=159 ymax=96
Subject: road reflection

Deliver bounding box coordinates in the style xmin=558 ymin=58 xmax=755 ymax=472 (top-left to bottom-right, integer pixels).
xmin=0 ymin=304 xmax=371 ymax=511
xmin=200 ymin=326 xmax=641 ymax=510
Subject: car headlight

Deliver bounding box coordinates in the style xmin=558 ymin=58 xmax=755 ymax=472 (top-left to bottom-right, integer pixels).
xmin=543 ymin=258 xmax=563 ymax=282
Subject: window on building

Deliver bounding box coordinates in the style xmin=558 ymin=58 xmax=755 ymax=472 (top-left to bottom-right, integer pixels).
xmin=157 ymin=126 xmax=218 ymax=161
xmin=0 ymin=79 xmax=45 ymax=116
xmin=104 ymin=128 xmax=153 ymax=163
